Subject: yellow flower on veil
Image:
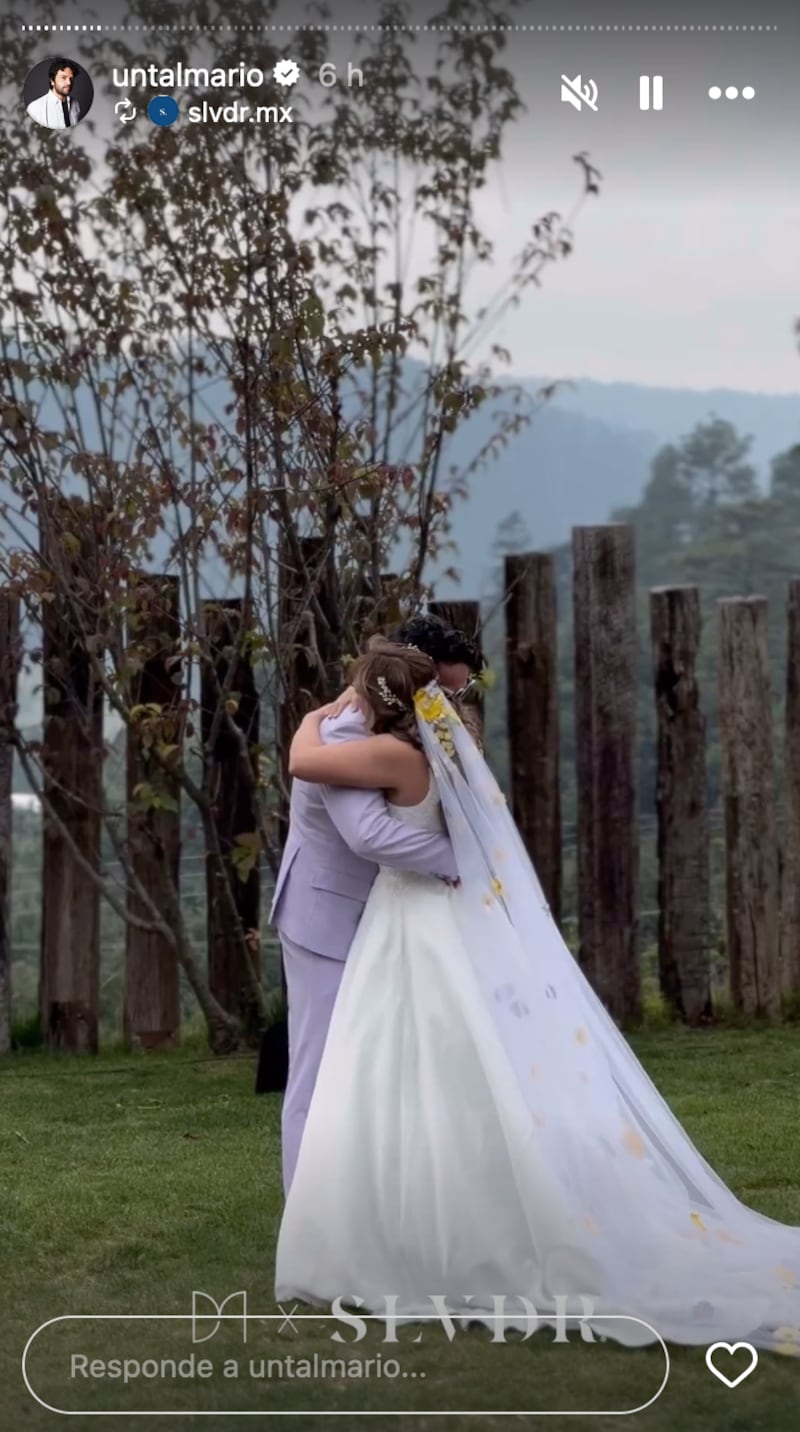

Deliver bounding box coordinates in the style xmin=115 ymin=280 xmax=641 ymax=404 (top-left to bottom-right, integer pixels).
xmin=473 ymin=665 xmax=496 ymax=691
xmin=774 ymin=1325 xmax=800 ymax=1356
xmin=414 ymin=689 xmax=446 ymax=724
xmin=620 ymin=1124 xmax=647 ymax=1159
xmin=414 ymin=686 xmax=456 ymax=758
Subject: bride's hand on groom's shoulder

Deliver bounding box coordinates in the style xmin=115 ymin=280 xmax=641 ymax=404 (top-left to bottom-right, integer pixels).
xmin=325 ymin=685 xmax=366 ymax=719
xmin=297 ymin=695 xmax=349 ymax=726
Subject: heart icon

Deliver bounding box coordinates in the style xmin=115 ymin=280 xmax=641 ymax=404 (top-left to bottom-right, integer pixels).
xmin=705 ymin=1341 xmax=758 ymax=1388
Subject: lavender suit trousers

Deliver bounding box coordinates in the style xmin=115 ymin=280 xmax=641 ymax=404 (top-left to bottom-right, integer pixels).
xmin=280 ymin=935 xmax=346 ymax=1195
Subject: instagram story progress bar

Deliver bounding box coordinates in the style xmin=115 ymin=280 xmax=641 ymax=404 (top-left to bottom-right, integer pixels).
xmin=639 ymin=76 xmax=663 ymax=111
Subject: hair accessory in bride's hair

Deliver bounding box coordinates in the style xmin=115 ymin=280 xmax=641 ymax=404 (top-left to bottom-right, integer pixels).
xmin=404 ymin=643 xmax=422 ymax=653
xmin=376 ymin=674 xmax=407 ymax=710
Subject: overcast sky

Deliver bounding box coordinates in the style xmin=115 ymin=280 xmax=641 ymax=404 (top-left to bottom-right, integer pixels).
xmin=13 ymin=0 xmax=800 ymax=394
xmin=280 ymin=0 xmax=800 ymax=391
xmin=466 ymin=164 xmax=800 ymax=394
xmin=464 ymin=12 xmax=800 ymax=392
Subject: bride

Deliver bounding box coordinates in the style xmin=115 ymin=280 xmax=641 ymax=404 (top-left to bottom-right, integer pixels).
xmin=274 ymin=638 xmax=800 ymax=1355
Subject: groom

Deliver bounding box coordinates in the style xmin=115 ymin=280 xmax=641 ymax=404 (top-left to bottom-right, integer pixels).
xmin=271 ymin=614 xmax=480 ymax=1194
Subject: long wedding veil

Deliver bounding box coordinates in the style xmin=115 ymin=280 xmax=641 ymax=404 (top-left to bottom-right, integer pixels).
xmin=414 ymin=680 xmax=800 ymax=1355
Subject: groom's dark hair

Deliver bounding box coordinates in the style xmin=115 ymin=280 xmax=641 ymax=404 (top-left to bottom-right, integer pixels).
xmin=391 ymin=612 xmax=483 ymax=672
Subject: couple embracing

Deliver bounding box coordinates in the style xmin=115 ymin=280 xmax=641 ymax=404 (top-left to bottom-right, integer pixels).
xmin=271 ymin=614 xmax=800 ymax=1355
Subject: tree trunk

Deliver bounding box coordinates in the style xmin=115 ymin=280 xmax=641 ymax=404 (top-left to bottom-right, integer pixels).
xmin=276 ymin=534 xmax=342 ymax=838
xmin=378 ymin=572 xmax=402 ymax=629
xmin=0 ymin=595 xmax=21 ymax=1056
xmin=572 ymin=525 xmax=640 ymax=1023
xmin=39 ymin=502 xmax=103 ymax=1052
xmin=265 ymin=536 xmax=342 ymax=1093
xmin=649 ymin=586 xmax=712 ymax=1024
xmin=124 ymin=575 xmax=182 ymax=1050
xmin=504 ymin=552 xmax=561 ymax=923
xmin=718 ymin=596 xmax=780 ymax=1019
xmin=202 ymin=599 xmax=261 ymax=1044
xmin=783 ymin=580 xmax=800 ymax=996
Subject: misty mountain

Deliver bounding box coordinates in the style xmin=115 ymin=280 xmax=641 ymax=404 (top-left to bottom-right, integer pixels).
xmin=8 ymin=353 xmax=800 ymax=614
xmin=541 ymin=378 xmax=800 ymax=465
xmin=440 ymin=376 xmax=800 ymax=594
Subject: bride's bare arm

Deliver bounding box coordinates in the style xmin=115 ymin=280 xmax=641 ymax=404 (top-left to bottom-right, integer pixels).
xmin=288 ymin=708 xmax=417 ymax=788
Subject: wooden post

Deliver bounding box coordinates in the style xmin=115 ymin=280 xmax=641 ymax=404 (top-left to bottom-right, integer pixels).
xmin=124 ymin=575 xmax=182 ymax=1050
xmin=718 ymin=596 xmax=780 ymax=1019
xmin=378 ymin=572 xmax=402 ymax=629
xmin=349 ymin=569 xmax=403 ymax=643
xmin=783 ymin=580 xmax=800 ymax=995
xmin=202 ymin=599 xmax=261 ymax=1043
xmin=649 ymin=587 xmax=712 ymax=1024
xmin=0 ymin=595 xmax=21 ymax=1056
xmin=39 ymin=500 xmax=103 ymax=1052
xmin=572 ymin=525 xmax=640 ymax=1023
xmin=428 ymin=600 xmax=482 ymax=652
xmin=504 ymin=553 xmax=561 ymax=923
xmin=428 ymin=599 xmax=484 ymax=730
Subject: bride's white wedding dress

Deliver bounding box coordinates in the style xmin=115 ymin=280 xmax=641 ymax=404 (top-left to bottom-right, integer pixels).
xmin=275 ymin=706 xmax=800 ymax=1356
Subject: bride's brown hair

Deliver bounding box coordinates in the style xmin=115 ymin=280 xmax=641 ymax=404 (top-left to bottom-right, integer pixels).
xmin=348 ymin=638 xmax=436 ymax=748
xmin=349 ymin=636 xmax=482 ymax=751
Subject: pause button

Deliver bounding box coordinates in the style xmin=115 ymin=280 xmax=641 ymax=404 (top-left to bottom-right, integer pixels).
xmin=640 ymin=75 xmax=663 ymax=110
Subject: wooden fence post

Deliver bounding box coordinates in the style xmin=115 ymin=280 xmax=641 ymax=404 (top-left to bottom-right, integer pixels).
xmin=39 ymin=499 xmax=103 ymax=1052
xmin=0 ymin=594 xmax=21 ymax=1056
xmin=572 ymin=525 xmax=640 ymax=1023
xmin=124 ymin=575 xmax=182 ymax=1050
xmin=504 ymin=553 xmax=561 ymax=923
xmin=349 ymin=570 xmax=403 ymax=643
xmin=428 ymin=599 xmax=484 ymax=729
xmin=202 ymin=599 xmax=262 ymax=1044
xmin=378 ymin=572 xmax=402 ymax=629
xmin=718 ymin=596 xmax=780 ymax=1019
xmin=783 ymin=580 xmax=800 ymax=996
xmin=650 ymin=587 xmax=712 ymax=1024
xmin=428 ymin=599 xmax=482 ymax=651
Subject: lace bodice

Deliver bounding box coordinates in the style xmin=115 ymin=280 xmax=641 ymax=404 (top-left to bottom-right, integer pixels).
xmin=385 ymin=778 xmax=444 ymax=833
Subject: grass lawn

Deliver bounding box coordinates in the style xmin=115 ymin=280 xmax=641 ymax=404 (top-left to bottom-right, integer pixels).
xmin=2 ymin=1024 xmax=800 ymax=1431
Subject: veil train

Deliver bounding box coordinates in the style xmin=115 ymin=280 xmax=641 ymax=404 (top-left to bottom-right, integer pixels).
xmin=412 ymin=681 xmax=800 ymax=1355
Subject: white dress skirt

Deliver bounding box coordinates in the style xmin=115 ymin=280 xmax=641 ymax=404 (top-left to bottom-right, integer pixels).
xmin=275 ymin=782 xmax=800 ymax=1353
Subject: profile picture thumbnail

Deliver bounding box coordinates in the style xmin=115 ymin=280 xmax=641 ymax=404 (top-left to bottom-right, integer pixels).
xmin=23 ymin=56 xmax=94 ymax=130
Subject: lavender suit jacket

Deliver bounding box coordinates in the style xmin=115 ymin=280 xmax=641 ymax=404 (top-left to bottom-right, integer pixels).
xmin=270 ymin=708 xmax=457 ymax=960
